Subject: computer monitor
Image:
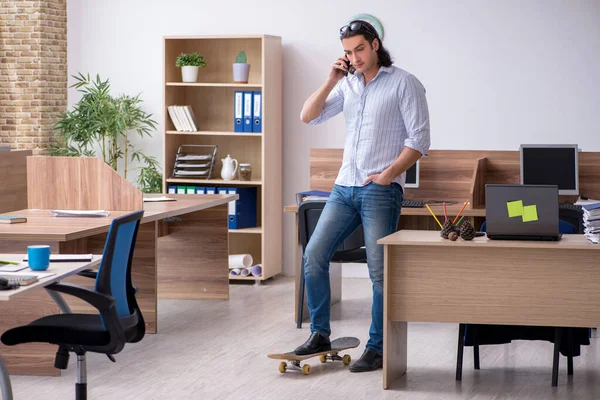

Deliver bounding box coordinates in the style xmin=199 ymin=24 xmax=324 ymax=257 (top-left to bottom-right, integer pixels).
xmin=520 ymin=144 xmax=579 ymax=195
xmin=404 ymin=160 xmax=419 ymax=188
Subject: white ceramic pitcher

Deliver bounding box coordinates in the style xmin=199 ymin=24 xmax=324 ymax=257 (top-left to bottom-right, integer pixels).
xmin=221 ymin=154 xmax=238 ymax=180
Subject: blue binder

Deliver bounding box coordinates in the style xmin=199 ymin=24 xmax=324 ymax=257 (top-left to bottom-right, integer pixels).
xmin=243 ymin=91 xmax=253 ymax=132
xmin=234 ymin=91 xmax=243 ymax=132
xmin=252 ymin=91 xmax=262 ymax=133
xmin=227 ymin=187 xmax=257 ymax=229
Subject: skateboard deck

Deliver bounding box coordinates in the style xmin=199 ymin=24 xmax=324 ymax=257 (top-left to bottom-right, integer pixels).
xmin=268 ymin=337 xmax=360 ymax=375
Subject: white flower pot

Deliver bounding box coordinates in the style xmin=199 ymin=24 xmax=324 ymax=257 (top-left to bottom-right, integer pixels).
xmin=232 ymin=63 xmax=250 ymax=83
xmin=181 ymin=66 xmax=199 ymax=83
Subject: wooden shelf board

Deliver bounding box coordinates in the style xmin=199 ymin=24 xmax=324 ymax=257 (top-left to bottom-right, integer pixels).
xmin=166 ymin=178 xmax=263 ymax=186
xmin=229 ymin=227 xmax=262 ymax=234
xmin=229 ymin=275 xmax=263 ymax=281
xmin=166 ymin=130 xmax=262 ymax=137
xmin=166 ymin=82 xmax=262 ymax=88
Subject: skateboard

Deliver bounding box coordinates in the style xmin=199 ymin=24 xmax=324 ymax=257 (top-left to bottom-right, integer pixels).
xmin=267 ymin=337 xmax=360 ymax=375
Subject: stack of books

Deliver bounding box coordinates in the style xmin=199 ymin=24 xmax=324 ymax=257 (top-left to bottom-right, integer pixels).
xmin=168 ymin=105 xmax=198 ymax=132
xmin=582 ymin=202 xmax=600 ymax=244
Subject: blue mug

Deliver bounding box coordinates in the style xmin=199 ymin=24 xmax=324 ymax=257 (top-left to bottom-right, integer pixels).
xmin=28 ymin=245 xmax=51 ymax=271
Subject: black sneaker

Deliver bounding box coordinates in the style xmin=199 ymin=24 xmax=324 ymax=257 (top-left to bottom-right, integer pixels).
xmin=294 ymin=332 xmax=331 ymax=355
xmin=349 ymin=348 xmax=383 ymax=372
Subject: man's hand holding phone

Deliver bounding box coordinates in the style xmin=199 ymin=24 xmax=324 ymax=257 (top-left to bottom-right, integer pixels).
xmin=328 ymin=56 xmax=352 ymax=84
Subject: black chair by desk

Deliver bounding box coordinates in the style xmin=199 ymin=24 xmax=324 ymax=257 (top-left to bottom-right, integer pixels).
xmin=297 ymin=200 xmax=367 ymax=328
xmin=457 ymin=209 xmax=591 ymax=387
xmin=1 ymin=210 xmax=146 ymax=400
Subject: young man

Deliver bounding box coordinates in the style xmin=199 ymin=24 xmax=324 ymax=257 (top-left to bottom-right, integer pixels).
xmin=295 ymin=20 xmax=431 ymax=372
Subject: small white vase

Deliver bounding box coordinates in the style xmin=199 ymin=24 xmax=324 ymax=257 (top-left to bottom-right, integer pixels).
xmin=232 ymin=63 xmax=250 ymax=83
xmin=182 ymin=66 xmax=199 ymax=83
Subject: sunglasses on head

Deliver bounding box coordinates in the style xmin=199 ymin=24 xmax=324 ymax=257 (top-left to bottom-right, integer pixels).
xmin=339 ymin=21 xmax=379 ymax=38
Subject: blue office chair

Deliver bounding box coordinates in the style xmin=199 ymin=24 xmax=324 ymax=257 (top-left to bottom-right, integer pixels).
xmin=1 ymin=210 xmax=146 ymax=400
xmin=457 ymin=215 xmax=591 ymax=387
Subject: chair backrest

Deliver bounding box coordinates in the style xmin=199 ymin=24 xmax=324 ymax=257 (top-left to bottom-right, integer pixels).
xmin=559 ymin=207 xmax=584 ymax=234
xmin=95 ymin=210 xmax=144 ymax=322
xmin=298 ymin=201 xmax=365 ymax=260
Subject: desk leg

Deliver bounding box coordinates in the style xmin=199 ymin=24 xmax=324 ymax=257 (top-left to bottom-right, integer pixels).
xmin=46 ymin=290 xmax=72 ymax=314
xmin=383 ymin=244 xmax=407 ymax=389
xmin=383 ymin=320 xmax=407 ymax=389
xmin=0 ymin=355 xmax=13 ymax=400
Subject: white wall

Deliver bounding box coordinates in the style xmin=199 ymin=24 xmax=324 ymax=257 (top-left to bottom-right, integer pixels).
xmin=67 ymin=0 xmax=600 ymax=277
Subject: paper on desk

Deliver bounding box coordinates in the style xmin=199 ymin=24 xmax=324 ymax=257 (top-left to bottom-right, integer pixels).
xmin=49 ymin=210 xmax=110 ymax=217
xmin=1 ymin=270 xmax=56 ymax=279
xmin=576 ymin=198 xmax=600 ymax=206
xmin=143 ymin=196 xmax=176 ymax=202
xmin=0 ymin=263 xmax=28 ymax=272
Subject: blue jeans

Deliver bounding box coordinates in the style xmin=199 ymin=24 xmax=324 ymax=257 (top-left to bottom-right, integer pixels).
xmin=303 ymin=182 xmax=403 ymax=354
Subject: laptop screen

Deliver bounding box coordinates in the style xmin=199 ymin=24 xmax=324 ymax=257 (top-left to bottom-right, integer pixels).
xmin=485 ymin=185 xmax=559 ymax=237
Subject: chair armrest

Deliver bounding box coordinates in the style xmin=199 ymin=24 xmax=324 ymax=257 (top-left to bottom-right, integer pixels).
xmin=45 ymin=282 xmax=114 ymax=312
xmin=76 ymin=270 xmax=139 ymax=295
xmin=77 ymin=269 xmax=98 ymax=279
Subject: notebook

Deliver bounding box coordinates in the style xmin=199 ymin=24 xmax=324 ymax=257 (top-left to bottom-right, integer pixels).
xmin=22 ymin=254 xmax=94 ymax=262
xmin=0 ymin=274 xmax=38 ymax=286
xmin=0 ymin=216 xmax=27 ymax=224
xmin=49 ymin=210 xmax=110 ymax=217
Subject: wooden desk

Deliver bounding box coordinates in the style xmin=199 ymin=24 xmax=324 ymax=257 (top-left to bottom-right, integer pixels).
xmin=0 ymin=194 xmax=237 ymax=375
xmin=0 ymin=254 xmax=101 ymax=400
xmin=378 ymin=230 xmax=600 ymax=390
xmin=285 ymin=202 xmax=486 ymax=323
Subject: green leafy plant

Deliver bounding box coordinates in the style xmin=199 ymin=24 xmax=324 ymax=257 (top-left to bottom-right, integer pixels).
xmin=51 ymin=73 xmax=162 ymax=193
xmin=235 ymin=51 xmax=247 ymax=64
xmin=176 ymin=53 xmax=207 ymax=68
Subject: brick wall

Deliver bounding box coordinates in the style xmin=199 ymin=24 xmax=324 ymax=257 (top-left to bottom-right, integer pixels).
xmin=0 ymin=0 xmax=67 ymax=150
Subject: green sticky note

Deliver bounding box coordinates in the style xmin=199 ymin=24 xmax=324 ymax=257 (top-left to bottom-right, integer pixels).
xmin=507 ymin=200 xmax=524 ymax=218
xmin=522 ymin=205 xmax=538 ymax=222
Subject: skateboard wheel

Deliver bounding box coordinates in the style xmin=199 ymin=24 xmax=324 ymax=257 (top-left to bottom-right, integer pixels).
xmin=342 ymin=354 xmax=351 ymax=365
xmin=278 ymin=362 xmax=287 ymax=373
xmin=319 ymin=354 xmax=327 ymax=363
xmin=302 ymin=364 xmax=311 ymax=375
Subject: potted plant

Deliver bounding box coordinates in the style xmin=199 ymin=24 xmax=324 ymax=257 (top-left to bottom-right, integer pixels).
xmin=232 ymin=51 xmax=250 ymax=83
xmin=51 ymin=73 xmax=162 ymax=193
xmin=176 ymin=52 xmax=207 ymax=83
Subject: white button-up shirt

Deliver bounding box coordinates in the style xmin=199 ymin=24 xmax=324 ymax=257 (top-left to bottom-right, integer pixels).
xmin=307 ymin=65 xmax=431 ymax=188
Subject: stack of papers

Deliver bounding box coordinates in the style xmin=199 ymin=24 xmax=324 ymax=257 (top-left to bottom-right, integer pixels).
xmin=582 ymin=202 xmax=600 ymax=244
xmin=49 ymin=210 xmax=110 ymax=217
xmin=295 ymin=190 xmax=331 ymax=205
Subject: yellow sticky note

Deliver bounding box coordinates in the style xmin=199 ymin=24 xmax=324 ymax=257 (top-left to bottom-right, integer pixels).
xmin=507 ymin=200 xmax=524 ymax=218
xmin=522 ymin=205 xmax=538 ymax=222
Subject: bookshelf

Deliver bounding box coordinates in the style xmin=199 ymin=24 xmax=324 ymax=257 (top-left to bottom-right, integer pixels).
xmin=163 ymin=35 xmax=282 ymax=283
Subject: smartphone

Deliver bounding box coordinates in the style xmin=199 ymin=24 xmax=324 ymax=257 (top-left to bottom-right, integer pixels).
xmin=343 ymin=59 xmax=355 ymax=76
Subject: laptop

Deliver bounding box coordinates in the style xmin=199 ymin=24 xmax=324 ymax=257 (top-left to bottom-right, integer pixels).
xmin=485 ymin=184 xmax=562 ymax=241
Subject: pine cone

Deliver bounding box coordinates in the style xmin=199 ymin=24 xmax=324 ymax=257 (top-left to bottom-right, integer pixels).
xmin=440 ymin=220 xmax=454 ymax=239
xmin=460 ymin=220 xmax=476 ymax=240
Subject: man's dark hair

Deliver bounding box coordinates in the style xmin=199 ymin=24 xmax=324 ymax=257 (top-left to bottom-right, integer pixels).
xmin=340 ymin=20 xmax=393 ymax=67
